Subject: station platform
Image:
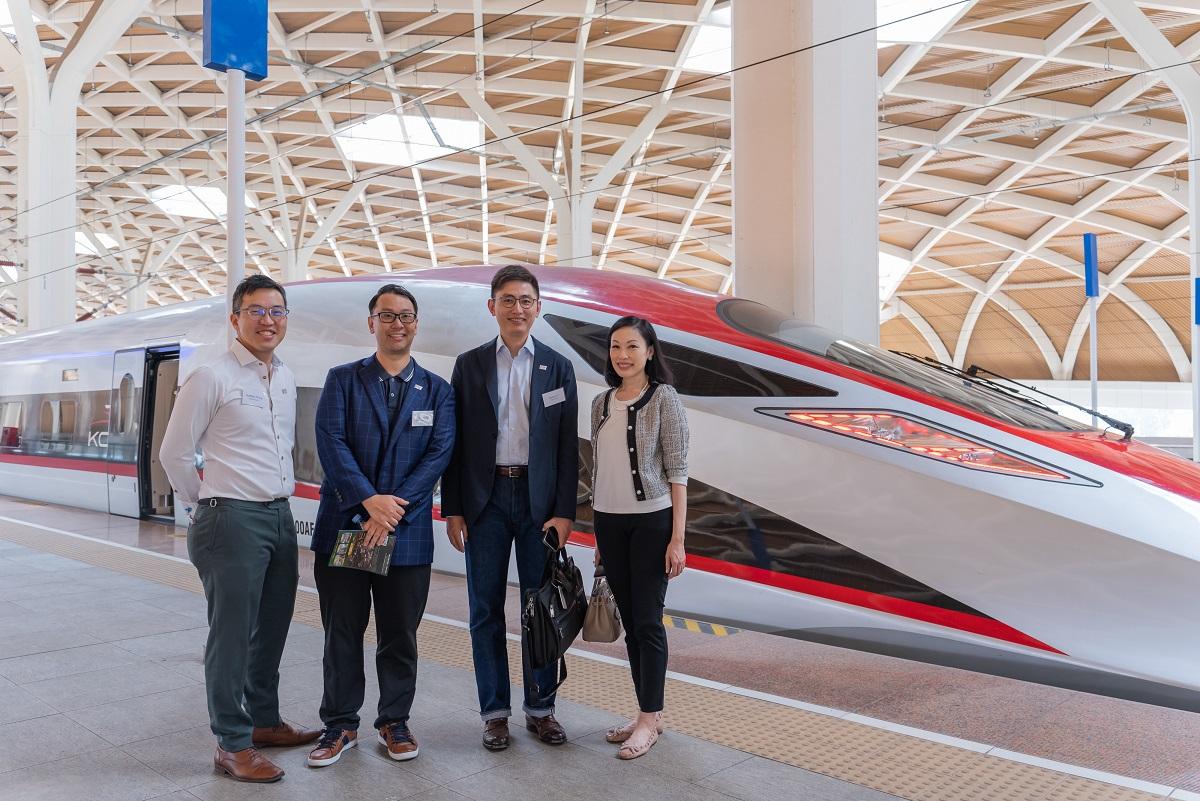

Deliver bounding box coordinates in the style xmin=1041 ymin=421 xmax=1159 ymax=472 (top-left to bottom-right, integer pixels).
xmin=0 ymin=496 xmax=1196 ymax=801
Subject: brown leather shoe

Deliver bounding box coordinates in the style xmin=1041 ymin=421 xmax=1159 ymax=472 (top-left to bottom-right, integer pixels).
xmin=525 ymin=714 xmax=567 ymax=745
xmin=378 ymin=722 xmax=419 ymax=761
xmin=252 ymin=721 xmax=322 ymax=748
xmin=306 ymin=727 xmax=357 ymax=768
xmin=482 ymin=717 xmax=510 ymax=751
xmin=214 ymin=746 xmax=284 ymax=783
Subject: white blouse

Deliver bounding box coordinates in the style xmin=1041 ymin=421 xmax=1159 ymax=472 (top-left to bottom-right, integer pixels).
xmin=592 ymin=388 xmax=673 ymax=515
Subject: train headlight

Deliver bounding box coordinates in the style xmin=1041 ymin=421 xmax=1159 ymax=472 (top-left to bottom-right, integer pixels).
xmin=777 ymin=411 xmax=1070 ymax=480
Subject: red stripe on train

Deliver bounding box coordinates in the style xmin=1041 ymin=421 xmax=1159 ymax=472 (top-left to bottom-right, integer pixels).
xmin=1 ymin=462 xmax=1058 ymax=656
xmin=0 ymin=452 xmax=137 ymax=477
xmin=564 ymin=529 xmax=1060 ymax=655
xmin=292 ymin=481 xmax=1058 ymax=654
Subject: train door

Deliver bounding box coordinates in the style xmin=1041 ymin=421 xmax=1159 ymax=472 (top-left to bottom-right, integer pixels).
xmin=107 ymin=348 xmax=145 ymax=518
xmin=141 ymin=346 xmax=180 ymax=519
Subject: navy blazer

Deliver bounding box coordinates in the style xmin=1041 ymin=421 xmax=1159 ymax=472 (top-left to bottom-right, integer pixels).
xmin=441 ymin=337 xmax=579 ymax=528
xmin=312 ymin=356 xmax=455 ymax=565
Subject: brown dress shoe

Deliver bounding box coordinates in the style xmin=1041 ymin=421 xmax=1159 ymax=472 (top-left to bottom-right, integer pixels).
xmin=482 ymin=717 xmax=510 ymax=751
xmin=252 ymin=721 xmax=322 ymax=748
xmin=525 ymin=714 xmax=567 ymax=745
xmin=378 ymin=722 xmax=419 ymax=761
xmin=306 ymin=727 xmax=357 ymax=768
xmin=214 ymin=746 xmax=284 ymax=783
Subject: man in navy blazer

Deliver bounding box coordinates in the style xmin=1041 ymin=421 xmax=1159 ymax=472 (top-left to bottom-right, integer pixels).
xmin=442 ymin=265 xmax=579 ymax=751
xmin=306 ymin=284 xmax=455 ymax=769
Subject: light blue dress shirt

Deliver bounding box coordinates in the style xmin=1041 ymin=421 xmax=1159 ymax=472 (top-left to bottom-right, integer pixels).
xmin=495 ymin=337 xmax=535 ymax=466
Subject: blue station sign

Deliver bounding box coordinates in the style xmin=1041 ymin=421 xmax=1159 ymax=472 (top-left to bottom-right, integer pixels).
xmin=203 ymin=0 xmax=268 ymax=82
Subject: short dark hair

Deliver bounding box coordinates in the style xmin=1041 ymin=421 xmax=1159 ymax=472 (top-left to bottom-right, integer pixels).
xmin=604 ymin=316 xmax=674 ymax=388
xmin=232 ymin=274 xmax=287 ymax=312
xmin=490 ymin=264 xmax=539 ymax=298
xmin=369 ymin=283 xmax=419 ymax=316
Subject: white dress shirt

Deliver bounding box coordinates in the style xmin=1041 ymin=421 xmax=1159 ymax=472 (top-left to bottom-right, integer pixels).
xmin=495 ymin=337 xmax=534 ymax=466
xmin=160 ymin=340 xmax=297 ymax=509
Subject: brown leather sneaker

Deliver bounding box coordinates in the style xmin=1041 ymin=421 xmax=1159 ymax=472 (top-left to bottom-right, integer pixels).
xmin=525 ymin=714 xmax=567 ymax=745
xmin=252 ymin=720 xmax=322 ymax=748
xmin=378 ymin=722 xmax=419 ymax=761
xmin=482 ymin=717 xmax=510 ymax=751
xmin=306 ymin=727 xmax=357 ymax=768
xmin=214 ymin=746 xmax=284 ymax=783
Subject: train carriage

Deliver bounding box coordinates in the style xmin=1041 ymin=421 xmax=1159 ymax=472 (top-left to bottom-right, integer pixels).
xmin=1 ymin=266 xmax=1199 ymax=711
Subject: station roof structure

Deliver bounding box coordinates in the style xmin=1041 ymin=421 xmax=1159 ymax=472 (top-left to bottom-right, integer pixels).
xmin=0 ymin=0 xmax=1194 ymax=382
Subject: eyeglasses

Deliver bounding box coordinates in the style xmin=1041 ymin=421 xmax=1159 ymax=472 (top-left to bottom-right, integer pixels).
xmin=371 ymin=311 xmax=417 ymax=324
xmin=495 ymin=295 xmax=538 ymax=310
xmin=235 ymin=305 xmax=290 ymax=319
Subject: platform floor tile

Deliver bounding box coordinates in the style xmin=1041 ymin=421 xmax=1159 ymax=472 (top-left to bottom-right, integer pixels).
xmin=0 ymin=519 xmax=1178 ymax=801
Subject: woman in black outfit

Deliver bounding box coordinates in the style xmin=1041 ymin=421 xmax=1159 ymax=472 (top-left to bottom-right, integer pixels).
xmin=589 ymin=316 xmax=689 ymax=760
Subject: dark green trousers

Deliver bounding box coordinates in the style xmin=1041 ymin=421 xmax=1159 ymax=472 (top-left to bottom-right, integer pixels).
xmin=187 ymin=497 xmax=299 ymax=751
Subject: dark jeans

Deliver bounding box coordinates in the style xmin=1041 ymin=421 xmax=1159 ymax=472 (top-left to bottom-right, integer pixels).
xmin=313 ymin=559 xmax=431 ymax=731
xmin=187 ymin=498 xmax=299 ymax=752
xmin=464 ymin=475 xmax=558 ymax=721
xmin=594 ymin=507 xmax=672 ymax=713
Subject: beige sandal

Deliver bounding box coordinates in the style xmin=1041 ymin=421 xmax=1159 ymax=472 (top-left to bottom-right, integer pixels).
xmin=616 ymin=727 xmax=659 ymax=760
xmin=605 ymin=713 xmax=663 ymax=743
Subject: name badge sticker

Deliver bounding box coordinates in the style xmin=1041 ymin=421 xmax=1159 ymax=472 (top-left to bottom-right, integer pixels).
xmin=412 ymin=410 xmax=434 ymax=427
xmin=241 ymin=391 xmax=266 ymax=408
xmin=542 ymin=387 xmax=566 ymax=407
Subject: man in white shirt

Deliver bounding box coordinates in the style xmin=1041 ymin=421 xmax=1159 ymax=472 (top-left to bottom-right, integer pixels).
xmin=160 ymin=274 xmax=319 ymax=783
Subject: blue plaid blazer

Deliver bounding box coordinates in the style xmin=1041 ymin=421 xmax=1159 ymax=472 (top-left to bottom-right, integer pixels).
xmin=311 ymin=355 xmax=455 ymax=565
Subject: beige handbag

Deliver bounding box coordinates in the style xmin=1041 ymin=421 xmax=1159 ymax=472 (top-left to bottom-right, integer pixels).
xmin=582 ymin=565 xmax=622 ymax=643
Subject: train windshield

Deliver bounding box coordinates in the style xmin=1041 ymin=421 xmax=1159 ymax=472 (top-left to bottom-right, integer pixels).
xmin=718 ymin=299 xmax=1093 ymax=433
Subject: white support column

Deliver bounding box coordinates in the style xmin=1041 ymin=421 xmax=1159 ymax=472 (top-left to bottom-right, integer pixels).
xmin=732 ymin=0 xmax=879 ymax=343
xmin=226 ymin=68 xmax=246 ymax=316
xmin=1094 ymin=0 xmax=1199 ymax=457
xmin=2 ymin=0 xmax=149 ymax=332
xmin=127 ymin=279 xmax=148 ymax=312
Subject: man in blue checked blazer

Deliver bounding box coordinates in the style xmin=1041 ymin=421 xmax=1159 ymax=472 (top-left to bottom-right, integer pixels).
xmin=441 ymin=265 xmax=579 ymax=752
xmin=307 ymin=284 xmax=454 ymax=768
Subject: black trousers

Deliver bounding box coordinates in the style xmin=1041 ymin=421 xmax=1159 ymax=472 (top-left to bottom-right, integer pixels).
xmin=593 ymin=507 xmax=672 ymax=713
xmin=313 ymin=559 xmax=431 ymax=731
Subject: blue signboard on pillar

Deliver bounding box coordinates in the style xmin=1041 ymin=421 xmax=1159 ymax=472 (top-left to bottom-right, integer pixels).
xmin=1083 ymin=232 xmax=1099 ymax=298
xmin=203 ymin=0 xmax=267 ymax=82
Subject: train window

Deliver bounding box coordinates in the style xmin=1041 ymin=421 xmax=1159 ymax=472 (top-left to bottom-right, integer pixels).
xmin=39 ymin=401 xmax=53 ymax=434
xmin=59 ymin=400 xmax=77 ymax=433
xmin=38 ymin=400 xmax=77 ymax=437
xmin=0 ymin=402 xmax=20 ymax=448
xmin=0 ymin=402 xmax=20 ymax=427
xmin=544 ymin=314 xmax=836 ymax=398
xmin=116 ymin=374 xmax=134 ymax=434
xmin=718 ymin=298 xmax=1091 ymax=432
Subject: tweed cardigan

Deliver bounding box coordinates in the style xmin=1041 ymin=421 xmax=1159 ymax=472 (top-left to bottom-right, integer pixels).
xmin=589 ymin=383 xmax=689 ymax=504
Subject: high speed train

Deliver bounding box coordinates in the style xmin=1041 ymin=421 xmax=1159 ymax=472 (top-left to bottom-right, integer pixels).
xmin=2 ymin=266 xmax=1199 ymax=710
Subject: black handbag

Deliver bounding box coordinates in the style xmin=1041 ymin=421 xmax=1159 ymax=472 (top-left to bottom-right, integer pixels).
xmin=521 ymin=529 xmax=588 ymax=701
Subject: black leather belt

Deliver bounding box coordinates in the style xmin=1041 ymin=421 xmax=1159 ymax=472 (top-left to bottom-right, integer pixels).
xmin=204 ymin=497 xmax=290 ymax=507
xmin=495 ymin=465 xmax=528 ymax=478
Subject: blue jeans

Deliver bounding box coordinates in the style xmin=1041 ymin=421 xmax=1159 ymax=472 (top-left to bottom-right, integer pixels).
xmin=464 ymin=475 xmax=558 ymax=721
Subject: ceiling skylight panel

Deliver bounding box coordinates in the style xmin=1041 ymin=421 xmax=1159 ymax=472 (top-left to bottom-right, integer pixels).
xmin=74 ymin=232 xmax=119 ymax=256
xmin=337 ymin=114 xmax=483 ymax=167
xmin=149 ymin=185 xmax=257 ymax=220
xmin=879 ymin=251 xmax=912 ymax=301
xmin=877 ymin=0 xmax=961 ymax=48
xmin=682 ymin=6 xmax=731 ymax=74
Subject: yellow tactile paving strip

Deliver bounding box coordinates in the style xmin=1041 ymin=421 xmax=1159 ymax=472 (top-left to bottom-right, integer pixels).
xmin=0 ymin=523 xmax=1166 ymax=801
